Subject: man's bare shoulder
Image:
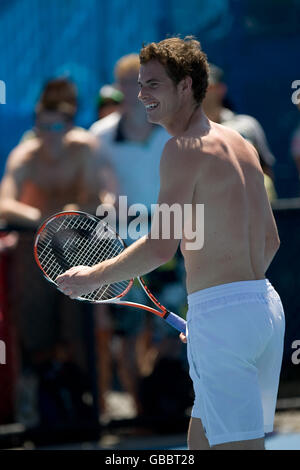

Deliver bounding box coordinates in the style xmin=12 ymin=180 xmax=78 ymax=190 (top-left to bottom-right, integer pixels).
xmin=65 ymin=127 xmax=100 ymax=151
xmin=162 ymin=135 xmax=219 ymax=188
xmin=158 ymin=137 xmax=205 ymax=195
xmin=6 ymin=138 xmax=41 ymax=171
xmin=209 ymin=121 xmax=255 ymax=150
xmin=162 ymin=135 xmax=207 ymax=164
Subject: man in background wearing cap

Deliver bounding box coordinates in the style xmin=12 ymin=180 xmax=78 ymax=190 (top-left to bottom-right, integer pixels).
xmin=97 ymin=84 xmax=124 ymax=121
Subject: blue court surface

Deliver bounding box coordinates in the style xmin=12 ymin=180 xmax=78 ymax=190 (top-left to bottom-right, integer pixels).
xmin=32 ymin=430 xmax=300 ymax=450
xmin=265 ymin=433 xmax=300 ymax=450
xmin=167 ymin=433 xmax=300 ymax=450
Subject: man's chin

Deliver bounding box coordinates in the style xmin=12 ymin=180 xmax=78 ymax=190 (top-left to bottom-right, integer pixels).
xmin=146 ymin=114 xmax=160 ymax=124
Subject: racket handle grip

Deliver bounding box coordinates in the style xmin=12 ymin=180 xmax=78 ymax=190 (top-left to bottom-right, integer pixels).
xmin=164 ymin=311 xmax=186 ymax=334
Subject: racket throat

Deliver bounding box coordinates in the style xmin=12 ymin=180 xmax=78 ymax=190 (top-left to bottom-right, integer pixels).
xmin=162 ymin=309 xmax=171 ymax=319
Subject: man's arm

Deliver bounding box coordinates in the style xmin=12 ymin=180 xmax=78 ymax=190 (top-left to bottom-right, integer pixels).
xmin=291 ymin=127 xmax=300 ymax=176
xmin=86 ymin=140 xmax=119 ymax=207
xmin=0 ymin=146 xmax=41 ymax=227
xmin=67 ymin=135 xmax=119 ymax=213
xmin=57 ymin=137 xmax=199 ymax=296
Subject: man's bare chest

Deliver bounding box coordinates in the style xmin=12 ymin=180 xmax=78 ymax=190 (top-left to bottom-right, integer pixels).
xmin=29 ymin=153 xmax=82 ymax=190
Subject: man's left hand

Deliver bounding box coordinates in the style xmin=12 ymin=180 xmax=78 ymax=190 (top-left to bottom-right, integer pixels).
xmin=56 ymin=265 xmax=100 ymax=298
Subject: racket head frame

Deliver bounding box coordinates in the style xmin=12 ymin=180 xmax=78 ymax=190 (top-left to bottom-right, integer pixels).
xmin=33 ymin=210 xmax=186 ymax=332
xmin=33 ymin=210 xmax=134 ymax=303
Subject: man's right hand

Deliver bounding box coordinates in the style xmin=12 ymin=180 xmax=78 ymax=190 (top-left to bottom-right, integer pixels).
xmin=179 ymin=332 xmax=187 ymax=344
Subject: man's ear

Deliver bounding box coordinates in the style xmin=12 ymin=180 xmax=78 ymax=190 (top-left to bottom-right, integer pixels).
xmin=179 ymin=76 xmax=193 ymax=95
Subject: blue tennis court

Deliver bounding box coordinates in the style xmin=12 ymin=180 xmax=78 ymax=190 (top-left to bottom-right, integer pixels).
xmin=265 ymin=433 xmax=300 ymax=450
xmin=159 ymin=432 xmax=300 ymax=451
xmin=29 ymin=431 xmax=300 ymax=451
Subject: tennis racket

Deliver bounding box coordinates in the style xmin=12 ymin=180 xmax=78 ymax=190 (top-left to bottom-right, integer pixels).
xmin=33 ymin=211 xmax=186 ymax=334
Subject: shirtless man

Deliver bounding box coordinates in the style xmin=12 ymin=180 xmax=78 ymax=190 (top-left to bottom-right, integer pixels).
xmin=0 ymin=84 xmax=117 ymax=378
xmin=57 ymin=38 xmax=285 ymax=450
xmin=0 ymin=107 xmax=116 ymax=226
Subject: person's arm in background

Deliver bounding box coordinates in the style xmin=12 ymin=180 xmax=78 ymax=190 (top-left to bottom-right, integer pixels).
xmin=291 ymin=125 xmax=300 ymax=177
xmin=63 ymin=134 xmax=119 ymax=215
xmin=95 ymin=139 xmax=119 ymax=206
xmin=0 ymin=144 xmax=41 ymax=227
xmin=250 ymin=121 xmax=278 ymax=201
xmin=245 ymin=116 xmax=276 ymax=181
xmin=236 ymin=115 xmax=277 ymax=201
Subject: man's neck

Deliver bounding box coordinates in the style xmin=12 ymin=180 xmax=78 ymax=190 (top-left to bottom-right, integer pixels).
xmin=164 ymin=105 xmax=210 ymax=137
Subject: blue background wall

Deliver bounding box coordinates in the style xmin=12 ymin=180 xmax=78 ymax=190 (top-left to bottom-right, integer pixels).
xmin=0 ymin=0 xmax=300 ymax=196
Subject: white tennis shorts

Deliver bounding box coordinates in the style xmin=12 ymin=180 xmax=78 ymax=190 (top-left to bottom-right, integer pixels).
xmin=186 ymin=279 xmax=285 ymax=447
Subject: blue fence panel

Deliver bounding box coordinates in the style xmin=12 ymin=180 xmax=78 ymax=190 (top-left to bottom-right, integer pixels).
xmin=0 ymin=0 xmax=299 ymax=195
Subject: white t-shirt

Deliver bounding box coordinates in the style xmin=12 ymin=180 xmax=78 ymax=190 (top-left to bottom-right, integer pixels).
xmin=90 ymin=112 xmax=170 ymax=209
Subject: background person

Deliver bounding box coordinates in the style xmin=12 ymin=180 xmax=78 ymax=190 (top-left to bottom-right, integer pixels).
xmin=90 ymin=54 xmax=186 ymax=419
xmin=96 ymin=84 xmax=124 ymax=121
xmin=290 ymin=101 xmax=300 ymax=179
xmin=0 ymin=77 xmax=118 ymax=427
xmin=90 ymin=53 xmax=170 ymax=211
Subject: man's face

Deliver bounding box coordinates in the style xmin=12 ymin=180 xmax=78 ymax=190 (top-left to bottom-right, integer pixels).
xmin=117 ymin=71 xmax=140 ymax=110
xmin=138 ymin=60 xmax=180 ymax=125
xmin=35 ymin=111 xmax=71 ymax=147
xmin=35 ymin=111 xmax=70 ymax=135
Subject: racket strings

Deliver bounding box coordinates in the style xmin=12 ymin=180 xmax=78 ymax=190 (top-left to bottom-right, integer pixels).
xmin=36 ymin=214 xmax=130 ymax=301
xmin=39 ymin=216 xmax=110 ymax=269
xmin=58 ymin=219 xmax=119 ymax=269
xmin=40 ymin=234 xmax=128 ymax=301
